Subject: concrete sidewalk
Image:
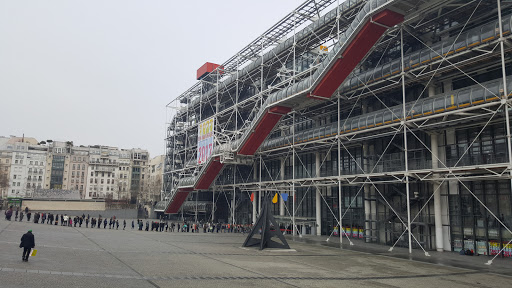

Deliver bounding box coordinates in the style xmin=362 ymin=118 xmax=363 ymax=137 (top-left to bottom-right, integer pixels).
xmin=1 ymin=219 xmax=511 ymax=288
xmin=288 ymin=234 xmax=512 ymax=277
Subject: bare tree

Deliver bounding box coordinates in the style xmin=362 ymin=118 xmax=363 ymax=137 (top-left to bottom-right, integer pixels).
xmin=105 ymin=192 xmax=113 ymax=209
xmin=0 ymin=168 xmax=8 ymax=208
xmin=144 ymin=175 xmax=162 ymax=205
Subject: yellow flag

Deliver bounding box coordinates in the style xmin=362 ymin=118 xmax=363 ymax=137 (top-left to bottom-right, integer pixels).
xmin=272 ymin=193 xmax=278 ymax=203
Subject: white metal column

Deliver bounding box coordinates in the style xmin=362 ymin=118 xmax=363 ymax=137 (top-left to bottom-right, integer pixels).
xmin=252 ymin=161 xmax=258 ymax=224
xmin=280 ymin=157 xmax=285 ymax=216
xmin=315 ymin=152 xmax=322 ymax=236
xmin=292 ymin=113 xmax=296 ymax=237
xmin=429 ymin=84 xmax=444 ymax=252
xmin=400 ymin=27 xmax=413 ymax=254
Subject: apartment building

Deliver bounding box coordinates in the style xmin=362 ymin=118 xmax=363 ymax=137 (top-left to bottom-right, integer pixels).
xmin=0 ymin=136 xmax=152 ymax=202
xmin=129 ymin=149 xmax=149 ymax=203
xmin=67 ymin=146 xmax=89 ymax=198
xmin=148 ymin=155 xmax=164 ymax=204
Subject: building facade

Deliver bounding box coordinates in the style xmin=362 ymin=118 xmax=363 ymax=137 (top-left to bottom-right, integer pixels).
xmin=163 ymin=0 xmax=512 ymax=257
xmin=86 ymin=146 xmax=119 ymax=199
xmin=148 ymin=155 xmax=164 ymax=204
xmin=129 ymin=149 xmax=149 ymax=204
xmin=117 ymin=150 xmax=132 ymax=201
xmin=0 ymin=141 xmax=47 ymax=199
xmin=44 ymin=141 xmax=72 ymax=190
xmin=0 ymin=136 xmax=152 ymax=203
xmin=67 ymin=146 xmax=89 ymax=198
xmin=0 ymin=150 xmax=12 ymax=201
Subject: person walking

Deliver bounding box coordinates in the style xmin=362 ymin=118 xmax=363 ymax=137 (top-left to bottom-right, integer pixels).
xmin=20 ymin=230 xmax=35 ymax=262
xmin=131 ymin=220 xmax=134 ymax=229
xmin=19 ymin=212 xmax=24 ymax=222
xmin=116 ymin=220 xmax=119 ymax=230
xmin=103 ymin=218 xmax=107 ymax=229
xmin=123 ymin=220 xmax=126 ymax=230
xmin=86 ymin=217 xmax=89 ymax=228
xmin=15 ymin=208 xmax=19 ymax=221
xmin=4 ymin=207 xmax=12 ymax=221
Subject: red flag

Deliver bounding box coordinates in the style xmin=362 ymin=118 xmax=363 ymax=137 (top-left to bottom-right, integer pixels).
xmin=250 ymin=192 xmax=255 ymax=202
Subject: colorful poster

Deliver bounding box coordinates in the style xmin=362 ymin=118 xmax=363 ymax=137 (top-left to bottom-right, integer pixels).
xmin=489 ymin=241 xmax=501 ymax=256
xmin=359 ymin=228 xmax=364 ymax=239
xmin=333 ymin=226 xmax=339 ymax=236
xmin=352 ymin=227 xmax=357 ymax=238
xmin=197 ymin=118 xmax=215 ymax=164
xmin=503 ymin=242 xmax=512 ymax=258
xmin=476 ymin=241 xmax=487 ymax=255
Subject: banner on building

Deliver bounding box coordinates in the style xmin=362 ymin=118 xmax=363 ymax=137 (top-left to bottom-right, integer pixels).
xmin=197 ymin=118 xmax=215 ymax=165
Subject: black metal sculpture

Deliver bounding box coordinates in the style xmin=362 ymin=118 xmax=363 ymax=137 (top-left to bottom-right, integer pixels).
xmin=242 ymin=193 xmax=290 ymax=250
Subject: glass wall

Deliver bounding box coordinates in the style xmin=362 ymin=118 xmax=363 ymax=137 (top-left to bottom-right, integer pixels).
xmin=450 ymin=180 xmax=512 ymax=256
xmin=50 ymin=155 xmax=65 ymax=189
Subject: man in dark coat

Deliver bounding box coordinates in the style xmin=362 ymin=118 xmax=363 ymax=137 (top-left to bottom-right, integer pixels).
xmin=20 ymin=230 xmax=35 ymax=262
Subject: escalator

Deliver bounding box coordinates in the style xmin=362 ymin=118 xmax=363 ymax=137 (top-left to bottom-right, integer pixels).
xmin=165 ymin=0 xmax=405 ymax=214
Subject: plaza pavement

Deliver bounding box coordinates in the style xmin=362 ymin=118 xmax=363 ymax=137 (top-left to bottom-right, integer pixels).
xmin=0 ymin=219 xmax=511 ymax=288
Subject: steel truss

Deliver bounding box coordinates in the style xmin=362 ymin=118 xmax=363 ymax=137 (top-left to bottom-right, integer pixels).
xmin=164 ymin=0 xmax=512 ymax=265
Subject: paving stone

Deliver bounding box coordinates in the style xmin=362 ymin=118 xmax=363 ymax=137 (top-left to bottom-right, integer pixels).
xmin=1 ymin=219 xmax=511 ymax=288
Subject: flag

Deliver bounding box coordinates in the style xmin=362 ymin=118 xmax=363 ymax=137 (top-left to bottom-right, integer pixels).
xmin=272 ymin=193 xmax=278 ymax=203
xmin=250 ymin=192 xmax=254 ymax=202
xmin=282 ymin=193 xmax=288 ymax=201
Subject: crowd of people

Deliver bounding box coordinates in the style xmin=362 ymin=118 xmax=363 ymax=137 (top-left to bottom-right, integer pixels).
xmin=4 ymin=206 xmax=129 ymax=229
xmin=137 ymin=220 xmax=253 ymax=234
xmin=3 ymin=206 xmax=253 ymax=234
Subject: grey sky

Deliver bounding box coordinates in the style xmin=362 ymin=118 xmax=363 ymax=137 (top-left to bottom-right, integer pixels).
xmin=0 ymin=0 xmax=301 ymax=157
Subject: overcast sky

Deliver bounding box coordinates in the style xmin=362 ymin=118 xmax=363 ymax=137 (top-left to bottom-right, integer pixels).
xmin=0 ymin=0 xmax=302 ymax=157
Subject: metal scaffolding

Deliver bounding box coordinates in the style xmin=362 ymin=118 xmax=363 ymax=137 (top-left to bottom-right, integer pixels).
xmin=162 ymin=0 xmax=512 ymax=264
